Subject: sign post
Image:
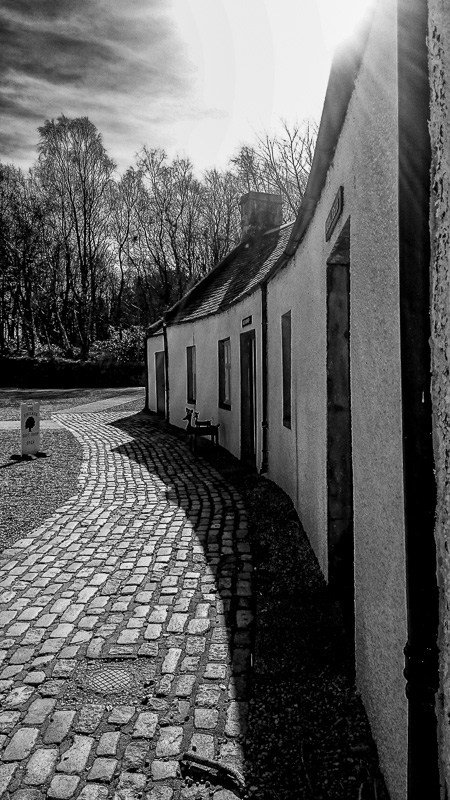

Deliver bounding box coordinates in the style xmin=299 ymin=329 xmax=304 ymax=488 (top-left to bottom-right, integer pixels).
xmin=21 ymin=401 xmax=41 ymax=456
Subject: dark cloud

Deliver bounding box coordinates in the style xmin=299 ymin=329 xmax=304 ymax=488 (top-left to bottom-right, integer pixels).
xmin=0 ymin=0 xmax=195 ymax=168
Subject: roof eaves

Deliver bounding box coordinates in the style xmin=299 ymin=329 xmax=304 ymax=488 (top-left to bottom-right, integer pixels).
xmin=284 ymin=19 xmax=373 ymax=259
xmin=165 ymin=239 xmax=248 ymax=325
xmin=263 ymin=15 xmax=373 ymax=286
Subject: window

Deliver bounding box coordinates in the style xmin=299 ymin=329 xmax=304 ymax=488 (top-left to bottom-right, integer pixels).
xmin=218 ymin=338 xmax=231 ymax=409
xmin=186 ymin=345 xmax=196 ymax=404
xmin=281 ymin=311 xmax=291 ymax=428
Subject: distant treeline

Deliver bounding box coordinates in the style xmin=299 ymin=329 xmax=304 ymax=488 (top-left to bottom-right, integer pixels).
xmin=0 ymin=115 xmax=316 ymax=360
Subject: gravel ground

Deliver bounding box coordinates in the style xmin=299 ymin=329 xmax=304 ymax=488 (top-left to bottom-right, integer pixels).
xmin=185 ymin=433 xmax=390 ymax=800
xmin=0 ymin=428 xmax=83 ymax=552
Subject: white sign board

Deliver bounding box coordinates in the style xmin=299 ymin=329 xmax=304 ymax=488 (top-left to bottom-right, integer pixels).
xmin=21 ymin=401 xmax=41 ymax=456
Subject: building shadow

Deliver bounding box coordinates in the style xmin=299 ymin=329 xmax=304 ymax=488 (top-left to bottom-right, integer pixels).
xmin=109 ymin=410 xmax=389 ymax=800
xmin=109 ymin=410 xmax=251 ymax=796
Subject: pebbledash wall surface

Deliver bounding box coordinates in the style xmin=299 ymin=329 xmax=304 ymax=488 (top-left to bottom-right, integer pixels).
xmin=147 ymin=1 xmax=450 ymax=797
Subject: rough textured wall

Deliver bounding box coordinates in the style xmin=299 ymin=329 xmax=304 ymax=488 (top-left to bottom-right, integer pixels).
xmin=429 ymin=0 xmax=450 ymax=793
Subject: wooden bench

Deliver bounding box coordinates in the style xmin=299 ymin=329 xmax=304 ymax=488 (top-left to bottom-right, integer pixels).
xmin=183 ymin=408 xmax=220 ymax=453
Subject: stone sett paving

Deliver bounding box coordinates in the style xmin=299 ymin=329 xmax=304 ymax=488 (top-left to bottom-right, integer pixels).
xmin=0 ymin=409 xmax=252 ymax=799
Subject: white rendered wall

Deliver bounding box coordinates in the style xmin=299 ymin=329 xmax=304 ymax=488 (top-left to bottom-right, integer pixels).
xmin=166 ymin=295 xmax=263 ymax=469
xmin=146 ymin=334 xmax=164 ymax=413
xmin=267 ymin=1 xmax=407 ymax=796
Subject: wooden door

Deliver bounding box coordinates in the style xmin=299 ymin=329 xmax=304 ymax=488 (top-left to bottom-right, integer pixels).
xmin=240 ymin=330 xmax=256 ymax=465
xmin=327 ymin=263 xmax=354 ymax=653
xmin=155 ymin=351 xmax=166 ymax=416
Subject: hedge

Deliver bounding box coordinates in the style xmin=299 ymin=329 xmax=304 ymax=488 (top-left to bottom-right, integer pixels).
xmin=0 ymin=356 xmax=145 ymax=388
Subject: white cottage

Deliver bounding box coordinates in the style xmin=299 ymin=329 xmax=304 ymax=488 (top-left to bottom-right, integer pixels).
xmin=146 ymin=0 xmax=450 ymax=797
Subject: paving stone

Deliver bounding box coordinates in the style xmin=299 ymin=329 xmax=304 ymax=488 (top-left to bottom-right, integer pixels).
xmin=75 ymin=705 xmax=105 ymax=734
xmin=4 ymin=685 xmax=34 ymax=707
xmin=196 ymin=684 xmax=222 ymax=708
xmin=78 ymin=785 xmax=109 ymax=800
xmin=151 ymin=760 xmax=178 ymax=780
xmin=155 ymin=726 xmax=183 ymax=757
xmin=204 ymin=663 xmax=227 ymax=680
xmin=138 ymin=642 xmax=158 ymax=658
xmin=35 ymin=614 xmax=57 ymax=628
xmin=210 ymin=644 xmax=228 ymax=660
xmin=187 ymin=619 xmax=210 ymax=635
xmin=48 ymin=774 xmax=80 ymax=798
xmin=180 ymin=787 xmax=210 ymax=800
xmin=24 ymin=747 xmax=58 ymax=785
xmin=44 ymin=710 xmax=76 ymax=743
xmin=40 ymin=679 xmax=64 ymax=697
xmin=108 ymin=706 xmax=135 ymax=725
xmin=167 ymin=613 xmax=188 ymax=633
xmin=144 ymin=624 xmax=161 ymax=640
xmin=57 ymin=735 xmax=93 ymax=773
xmin=194 ymin=708 xmax=219 ymax=729
xmin=0 ymin=710 xmax=20 ymax=732
xmin=2 ymin=727 xmax=39 ymax=760
xmin=9 ymin=647 xmax=35 ymax=665
xmin=96 ymin=731 xmax=120 ymax=756
xmin=114 ymin=771 xmax=147 ymax=799
xmin=11 ymin=788 xmax=42 ymax=800
xmin=162 ymin=648 xmax=182 ymax=674
xmin=225 ymin=702 xmax=247 ymax=737
xmin=123 ymin=740 xmax=147 ymax=769
xmin=40 ymin=638 xmax=65 ymax=654
xmin=148 ymin=787 xmax=174 ymax=799
xmin=23 ymin=670 xmax=46 ymax=685
xmin=86 ymin=638 xmax=104 ymax=659
xmin=132 ymin=712 xmax=158 ymax=738
xmin=24 ymin=698 xmax=56 ymax=724
xmin=0 ymin=763 xmax=17 ymax=794
xmin=236 ymin=610 xmax=253 ymax=628
xmin=88 ymin=757 xmax=117 ymax=782
xmin=190 ymin=733 xmax=215 ymax=760
xmin=186 ymin=638 xmax=206 ymax=655
xmin=175 ymin=674 xmax=196 ymax=697
xmin=219 ymin=740 xmax=244 ymax=772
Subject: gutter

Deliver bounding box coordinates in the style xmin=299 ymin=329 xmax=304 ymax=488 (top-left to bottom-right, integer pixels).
xmin=163 ymin=321 xmax=170 ymax=424
xmin=260 ymin=283 xmax=269 ymax=473
xmin=144 ymin=336 xmax=149 ymax=412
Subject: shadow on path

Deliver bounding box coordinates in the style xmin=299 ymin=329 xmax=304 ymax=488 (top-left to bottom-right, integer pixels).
xmin=110 ymin=411 xmax=252 ymax=798
xmin=110 ymin=411 xmax=389 ymax=800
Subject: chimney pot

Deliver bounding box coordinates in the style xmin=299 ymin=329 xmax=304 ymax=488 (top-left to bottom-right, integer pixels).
xmin=239 ymin=191 xmax=283 ymax=238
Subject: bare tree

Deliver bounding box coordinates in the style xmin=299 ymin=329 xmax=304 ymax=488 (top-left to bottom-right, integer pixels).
xmin=231 ymin=120 xmax=317 ymax=218
xmin=37 ymin=116 xmax=116 ymax=357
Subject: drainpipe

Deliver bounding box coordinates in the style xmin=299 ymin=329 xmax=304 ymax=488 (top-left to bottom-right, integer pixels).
xmin=163 ymin=321 xmax=170 ymax=424
xmin=260 ymin=283 xmax=269 ymax=473
xmin=398 ymin=0 xmax=439 ymax=796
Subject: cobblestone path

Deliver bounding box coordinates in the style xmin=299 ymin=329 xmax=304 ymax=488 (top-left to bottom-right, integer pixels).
xmin=0 ymin=409 xmax=252 ymax=799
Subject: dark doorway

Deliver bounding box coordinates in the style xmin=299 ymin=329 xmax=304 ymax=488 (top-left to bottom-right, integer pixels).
xmin=326 ymin=220 xmax=354 ymax=665
xmin=240 ymin=330 xmax=256 ymax=466
xmin=155 ymin=351 xmax=166 ymax=417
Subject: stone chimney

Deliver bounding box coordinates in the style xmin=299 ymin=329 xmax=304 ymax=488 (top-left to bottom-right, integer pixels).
xmin=239 ymin=191 xmax=283 ymax=239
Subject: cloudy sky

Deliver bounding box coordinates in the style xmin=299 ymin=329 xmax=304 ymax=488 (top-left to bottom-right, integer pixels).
xmin=0 ymin=0 xmax=366 ymax=175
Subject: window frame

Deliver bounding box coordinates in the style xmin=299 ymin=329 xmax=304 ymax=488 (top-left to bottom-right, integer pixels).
xmin=186 ymin=345 xmax=196 ymax=405
xmin=281 ymin=311 xmax=292 ymax=429
xmin=218 ymin=337 xmax=232 ymax=410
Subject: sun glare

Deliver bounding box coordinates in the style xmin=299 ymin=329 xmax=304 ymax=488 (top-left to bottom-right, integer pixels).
xmin=316 ymin=0 xmax=375 ymax=54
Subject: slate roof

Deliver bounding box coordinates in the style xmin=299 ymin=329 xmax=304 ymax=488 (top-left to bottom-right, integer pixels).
xmin=167 ymin=221 xmax=294 ymax=325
